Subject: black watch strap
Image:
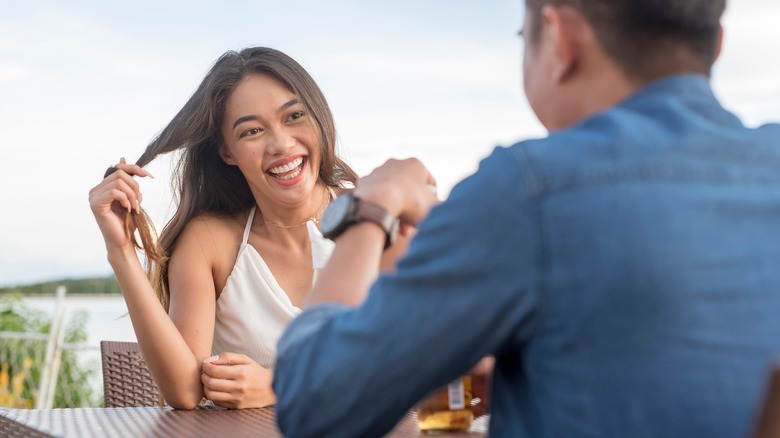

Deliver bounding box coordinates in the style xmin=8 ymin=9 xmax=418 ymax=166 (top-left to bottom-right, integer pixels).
xmin=353 ymin=198 xmax=400 ymax=249
xmin=321 ymin=194 xmax=399 ymax=249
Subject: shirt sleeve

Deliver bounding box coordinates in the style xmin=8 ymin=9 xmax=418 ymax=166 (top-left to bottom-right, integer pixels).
xmin=273 ymin=145 xmax=543 ymax=437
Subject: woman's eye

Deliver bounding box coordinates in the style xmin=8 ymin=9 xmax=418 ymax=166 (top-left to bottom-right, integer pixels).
xmin=288 ymin=111 xmax=305 ymax=121
xmin=240 ymin=127 xmax=262 ymax=138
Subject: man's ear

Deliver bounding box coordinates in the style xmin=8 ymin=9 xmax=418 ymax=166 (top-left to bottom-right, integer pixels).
xmin=219 ymin=144 xmax=237 ymax=166
xmin=543 ymin=5 xmax=587 ymax=84
xmin=713 ymin=23 xmax=724 ymax=63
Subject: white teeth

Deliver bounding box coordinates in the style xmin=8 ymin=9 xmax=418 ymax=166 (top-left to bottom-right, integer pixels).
xmin=277 ymin=167 xmax=302 ymax=180
xmin=268 ymin=157 xmax=303 ymax=175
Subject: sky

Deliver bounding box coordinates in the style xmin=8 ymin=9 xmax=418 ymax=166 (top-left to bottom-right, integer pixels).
xmin=0 ymin=0 xmax=778 ymax=287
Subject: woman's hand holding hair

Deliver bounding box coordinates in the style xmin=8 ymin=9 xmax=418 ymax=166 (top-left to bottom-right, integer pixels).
xmin=88 ymin=157 xmax=153 ymax=252
xmin=201 ymin=353 xmax=276 ymax=409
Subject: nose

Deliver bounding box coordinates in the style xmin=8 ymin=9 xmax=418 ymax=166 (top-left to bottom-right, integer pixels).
xmin=267 ymin=127 xmax=296 ymax=155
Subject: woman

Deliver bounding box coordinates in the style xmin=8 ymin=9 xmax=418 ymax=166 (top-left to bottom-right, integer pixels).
xmin=89 ymin=47 xmax=376 ymax=409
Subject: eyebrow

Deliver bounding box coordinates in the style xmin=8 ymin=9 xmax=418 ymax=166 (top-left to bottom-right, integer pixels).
xmin=231 ymin=98 xmax=301 ymax=130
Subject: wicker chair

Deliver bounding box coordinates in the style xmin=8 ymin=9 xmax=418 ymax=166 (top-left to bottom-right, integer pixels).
xmin=100 ymin=340 xmax=163 ymax=407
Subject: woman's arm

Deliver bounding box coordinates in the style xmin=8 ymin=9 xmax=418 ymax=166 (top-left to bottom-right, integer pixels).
xmin=89 ymin=161 xmax=214 ymax=409
xmin=157 ymin=219 xmax=220 ymax=408
xmin=107 ymin=243 xmax=213 ymax=409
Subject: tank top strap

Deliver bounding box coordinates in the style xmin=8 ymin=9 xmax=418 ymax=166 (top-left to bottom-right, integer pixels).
xmin=327 ymin=186 xmax=337 ymax=200
xmin=242 ymin=206 xmax=257 ymax=244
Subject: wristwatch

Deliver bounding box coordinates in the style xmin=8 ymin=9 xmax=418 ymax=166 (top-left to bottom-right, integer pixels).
xmin=320 ymin=193 xmax=400 ymax=249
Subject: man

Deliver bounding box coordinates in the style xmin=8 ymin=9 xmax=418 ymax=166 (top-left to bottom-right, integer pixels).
xmin=273 ymin=0 xmax=780 ymax=436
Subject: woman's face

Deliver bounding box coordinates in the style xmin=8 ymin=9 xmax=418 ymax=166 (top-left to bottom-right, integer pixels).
xmin=220 ymin=73 xmax=322 ymax=208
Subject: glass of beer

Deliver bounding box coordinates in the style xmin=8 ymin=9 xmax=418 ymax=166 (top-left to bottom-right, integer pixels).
xmin=416 ymin=375 xmax=473 ymax=433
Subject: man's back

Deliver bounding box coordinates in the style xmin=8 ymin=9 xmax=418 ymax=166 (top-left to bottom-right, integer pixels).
xmin=274 ymin=74 xmax=780 ymax=438
xmin=500 ymin=74 xmax=780 ymax=436
xmin=272 ymin=2 xmax=780 ymax=437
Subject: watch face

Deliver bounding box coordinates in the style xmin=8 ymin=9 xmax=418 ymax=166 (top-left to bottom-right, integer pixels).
xmin=319 ymin=194 xmax=354 ymax=237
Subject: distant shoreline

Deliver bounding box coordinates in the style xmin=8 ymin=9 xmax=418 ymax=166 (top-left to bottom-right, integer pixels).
xmin=0 ymin=276 xmax=121 ymax=296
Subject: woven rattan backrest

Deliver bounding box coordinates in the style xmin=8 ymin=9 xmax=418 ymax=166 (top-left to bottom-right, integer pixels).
xmin=100 ymin=340 xmax=162 ymax=407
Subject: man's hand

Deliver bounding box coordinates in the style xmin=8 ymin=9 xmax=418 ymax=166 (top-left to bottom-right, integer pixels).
xmin=305 ymin=157 xmax=437 ymax=308
xmin=354 ymin=158 xmax=439 ymax=227
xmin=201 ymin=353 xmax=276 ymax=409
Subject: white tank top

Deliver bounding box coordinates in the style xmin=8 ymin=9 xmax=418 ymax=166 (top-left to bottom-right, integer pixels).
xmin=211 ymin=205 xmax=335 ymax=368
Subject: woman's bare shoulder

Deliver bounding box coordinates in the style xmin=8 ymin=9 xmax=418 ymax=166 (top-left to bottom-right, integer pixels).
xmin=173 ymin=211 xmax=250 ymax=294
xmin=174 ymin=211 xmax=248 ymax=254
xmin=188 ymin=211 xmax=243 ymax=232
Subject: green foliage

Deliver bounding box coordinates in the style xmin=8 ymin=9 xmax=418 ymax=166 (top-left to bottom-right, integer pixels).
xmin=0 ymin=295 xmax=48 ymax=331
xmin=0 ymin=294 xmax=98 ymax=407
xmin=0 ymin=294 xmax=47 ymax=408
xmin=0 ymin=276 xmax=121 ymax=295
xmin=54 ymin=309 xmax=98 ymax=407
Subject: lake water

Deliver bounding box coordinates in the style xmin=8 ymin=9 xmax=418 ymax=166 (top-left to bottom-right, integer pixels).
xmin=20 ymin=294 xmax=137 ymax=345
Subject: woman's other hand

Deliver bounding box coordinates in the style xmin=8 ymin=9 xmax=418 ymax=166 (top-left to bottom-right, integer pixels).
xmin=379 ymin=225 xmax=416 ymax=272
xmin=88 ymin=158 xmax=152 ymax=251
xmin=470 ymin=356 xmax=494 ymax=417
xmin=201 ymin=353 xmax=276 ymax=409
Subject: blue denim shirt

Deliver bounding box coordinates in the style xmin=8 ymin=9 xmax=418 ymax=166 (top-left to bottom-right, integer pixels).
xmin=273 ymin=75 xmax=780 ymax=437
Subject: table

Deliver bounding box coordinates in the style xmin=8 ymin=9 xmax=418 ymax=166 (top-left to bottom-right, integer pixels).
xmin=0 ymin=405 xmax=488 ymax=437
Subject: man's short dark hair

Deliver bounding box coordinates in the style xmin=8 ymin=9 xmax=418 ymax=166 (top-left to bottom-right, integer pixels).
xmin=525 ymin=0 xmax=727 ymax=80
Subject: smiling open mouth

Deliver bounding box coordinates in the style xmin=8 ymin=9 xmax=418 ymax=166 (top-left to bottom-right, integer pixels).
xmin=267 ymin=157 xmax=305 ymax=181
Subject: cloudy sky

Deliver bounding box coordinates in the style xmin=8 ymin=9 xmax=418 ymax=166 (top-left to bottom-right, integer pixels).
xmin=1 ymin=0 xmax=778 ymax=287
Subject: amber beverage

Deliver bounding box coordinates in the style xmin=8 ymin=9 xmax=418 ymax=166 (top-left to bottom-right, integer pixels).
xmin=416 ymin=376 xmax=473 ymax=433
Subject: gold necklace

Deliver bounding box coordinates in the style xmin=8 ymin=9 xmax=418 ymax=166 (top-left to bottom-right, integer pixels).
xmin=262 ymin=186 xmax=331 ymax=229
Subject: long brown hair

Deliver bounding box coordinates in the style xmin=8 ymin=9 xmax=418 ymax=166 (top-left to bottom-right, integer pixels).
xmin=121 ymin=47 xmax=357 ymax=311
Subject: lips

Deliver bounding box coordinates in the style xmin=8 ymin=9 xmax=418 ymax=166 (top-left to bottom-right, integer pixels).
xmin=267 ymin=156 xmax=305 ymax=181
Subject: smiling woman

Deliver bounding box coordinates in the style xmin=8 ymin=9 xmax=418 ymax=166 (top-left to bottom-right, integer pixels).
xmin=219 ymin=75 xmax=323 ymax=197
xmin=87 ymin=47 xmax=380 ymax=410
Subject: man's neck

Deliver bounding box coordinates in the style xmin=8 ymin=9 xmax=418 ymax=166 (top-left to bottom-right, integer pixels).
xmin=548 ymin=65 xmax=638 ymax=131
xmin=550 ymin=64 xmax=710 ymax=132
